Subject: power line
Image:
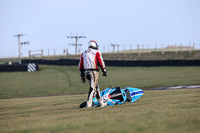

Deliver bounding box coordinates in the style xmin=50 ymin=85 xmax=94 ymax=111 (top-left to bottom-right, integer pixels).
xmin=27 ymin=35 xmax=65 ymax=38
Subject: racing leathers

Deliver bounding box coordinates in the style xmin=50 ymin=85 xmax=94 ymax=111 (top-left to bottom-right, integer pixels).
xmin=79 ymin=48 xmax=107 ymax=107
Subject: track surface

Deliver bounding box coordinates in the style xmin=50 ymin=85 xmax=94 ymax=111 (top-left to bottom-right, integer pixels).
xmin=148 ymin=85 xmax=200 ymax=90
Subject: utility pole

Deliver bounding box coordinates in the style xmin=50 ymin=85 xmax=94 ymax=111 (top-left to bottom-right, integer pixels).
xmin=111 ymin=44 xmax=116 ymax=52
xmin=116 ymin=44 xmax=120 ymax=52
xmin=111 ymin=43 xmax=120 ymax=53
xmin=66 ymin=35 xmax=86 ymax=55
xmin=13 ymin=34 xmax=25 ymax=64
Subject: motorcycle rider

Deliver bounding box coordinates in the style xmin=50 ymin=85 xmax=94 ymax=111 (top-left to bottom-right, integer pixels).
xmin=78 ymin=40 xmax=107 ymax=108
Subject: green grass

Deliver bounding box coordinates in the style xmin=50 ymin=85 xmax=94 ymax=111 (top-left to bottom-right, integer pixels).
xmin=0 ymin=89 xmax=199 ymax=133
xmin=0 ymin=65 xmax=200 ymax=133
xmin=0 ymin=66 xmax=200 ymax=98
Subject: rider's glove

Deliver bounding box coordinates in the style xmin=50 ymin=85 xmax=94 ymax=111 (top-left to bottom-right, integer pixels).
xmin=80 ymin=71 xmax=86 ymax=83
xmin=102 ymin=69 xmax=107 ymax=77
xmin=81 ymin=77 xmax=86 ymax=83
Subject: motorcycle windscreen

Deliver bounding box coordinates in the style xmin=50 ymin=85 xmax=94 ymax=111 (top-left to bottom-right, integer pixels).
xmin=109 ymin=87 xmax=125 ymax=102
xmin=124 ymin=89 xmax=132 ymax=102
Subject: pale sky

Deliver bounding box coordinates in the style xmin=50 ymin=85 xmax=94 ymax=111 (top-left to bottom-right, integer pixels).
xmin=0 ymin=0 xmax=200 ymax=57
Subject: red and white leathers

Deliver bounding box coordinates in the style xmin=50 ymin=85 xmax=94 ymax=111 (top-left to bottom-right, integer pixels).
xmin=79 ymin=48 xmax=105 ymax=71
xmin=79 ymin=48 xmax=107 ymax=107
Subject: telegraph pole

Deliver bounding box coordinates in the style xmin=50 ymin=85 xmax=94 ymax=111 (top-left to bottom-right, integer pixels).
xmin=66 ymin=35 xmax=86 ymax=55
xmin=116 ymin=44 xmax=120 ymax=52
xmin=111 ymin=44 xmax=116 ymax=52
xmin=111 ymin=43 xmax=120 ymax=53
xmin=13 ymin=34 xmax=25 ymax=64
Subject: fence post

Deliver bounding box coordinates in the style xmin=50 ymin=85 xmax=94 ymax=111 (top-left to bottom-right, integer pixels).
xmin=29 ymin=50 xmax=31 ymax=58
xmin=175 ymin=43 xmax=177 ymax=53
xmin=142 ymin=44 xmax=144 ymax=51
xmin=117 ymin=44 xmax=119 ymax=53
xmin=180 ymin=43 xmax=182 ymax=51
xmin=189 ymin=43 xmax=191 ymax=53
xmin=137 ymin=44 xmax=140 ymax=55
xmin=155 ymin=44 xmax=157 ymax=51
xmin=54 ymin=49 xmax=56 ymax=56
xmin=193 ymin=43 xmax=195 ymax=50
xmin=161 ymin=44 xmax=164 ymax=55
xmin=41 ymin=49 xmax=43 ymax=57
xmin=63 ymin=49 xmax=65 ymax=56
xmin=130 ymin=45 xmax=131 ymax=52
xmin=66 ymin=48 xmax=68 ymax=55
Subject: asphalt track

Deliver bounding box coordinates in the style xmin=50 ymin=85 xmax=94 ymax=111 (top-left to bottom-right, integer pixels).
xmin=147 ymin=85 xmax=200 ymax=90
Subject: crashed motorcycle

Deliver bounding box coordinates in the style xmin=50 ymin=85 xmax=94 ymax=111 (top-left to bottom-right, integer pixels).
xmin=80 ymin=87 xmax=143 ymax=108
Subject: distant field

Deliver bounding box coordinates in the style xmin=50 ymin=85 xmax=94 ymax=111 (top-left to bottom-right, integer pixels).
xmin=0 ymin=65 xmax=200 ymax=98
xmin=0 ymin=49 xmax=200 ymax=62
xmin=0 ymin=89 xmax=199 ymax=133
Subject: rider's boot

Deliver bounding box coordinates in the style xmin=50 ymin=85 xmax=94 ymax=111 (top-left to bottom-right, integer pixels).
xmin=86 ymin=100 xmax=93 ymax=108
xmin=98 ymin=98 xmax=107 ymax=107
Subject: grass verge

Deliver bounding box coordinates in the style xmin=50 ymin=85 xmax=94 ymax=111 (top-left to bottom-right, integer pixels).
xmin=0 ymin=89 xmax=199 ymax=133
xmin=0 ymin=65 xmax=200 ymax=98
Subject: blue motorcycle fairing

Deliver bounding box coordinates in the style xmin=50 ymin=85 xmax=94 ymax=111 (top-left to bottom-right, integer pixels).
xmin=80 ymin=87 xmax=143 ymax=108
xmin=123 ymin=87 xmax=144 ymax=103
xmin=93 ymin=87 xmax=127 ymax=106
